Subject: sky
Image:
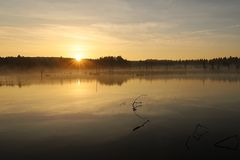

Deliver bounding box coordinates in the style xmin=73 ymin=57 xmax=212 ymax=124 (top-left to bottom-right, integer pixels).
xmin=0 ymin=0 xmax=240 ymax=60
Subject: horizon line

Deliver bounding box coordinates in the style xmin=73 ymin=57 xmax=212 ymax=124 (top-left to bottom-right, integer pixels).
xmin=1 ymin=55 xmax=240 ymax=61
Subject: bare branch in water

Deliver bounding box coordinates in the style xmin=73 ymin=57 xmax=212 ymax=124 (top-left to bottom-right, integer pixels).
xmin=131 ymin=95 xmax=150 ymax=132
xmin=192 ymin=124 xmax=209 ymax=141
xmin=185 ymin=123 xmax=209 ymax=150
xmin=215 ymin=135 xmax=239 ymax=150
xmin=132 ymin=95 xmax=147 ymax=112
xmin=133 ymin=120 xmax=150 ymax=132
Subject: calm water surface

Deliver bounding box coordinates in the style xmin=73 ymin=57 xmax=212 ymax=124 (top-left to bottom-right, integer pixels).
xmin=0 ymin=74 xmax=240 ymax=159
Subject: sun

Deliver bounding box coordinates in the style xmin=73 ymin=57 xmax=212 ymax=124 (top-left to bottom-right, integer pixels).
xmin=75 ymin=54 xmax=82 ymax=61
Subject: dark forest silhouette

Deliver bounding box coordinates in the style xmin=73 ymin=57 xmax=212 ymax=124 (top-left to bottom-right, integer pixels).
xmin=0 ymin=55 xmax=240 ymax=72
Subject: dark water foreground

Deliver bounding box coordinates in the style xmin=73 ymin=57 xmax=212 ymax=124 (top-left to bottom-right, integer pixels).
xmin=0 ymin=73 xmax=240 ymax=159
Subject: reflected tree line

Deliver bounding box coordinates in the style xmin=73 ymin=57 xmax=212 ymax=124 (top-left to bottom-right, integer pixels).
xmin=1 ymin=74 xmax=240 ymax=88
xmin=0 ymin=55 xmax=240 ymax=71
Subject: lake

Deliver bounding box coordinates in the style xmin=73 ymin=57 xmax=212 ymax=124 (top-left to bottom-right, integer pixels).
xmin=0 ymin=73 xmax=240 ymax=159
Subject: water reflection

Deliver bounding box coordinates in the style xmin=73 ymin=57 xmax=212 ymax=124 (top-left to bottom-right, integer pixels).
xmin=0 ymin=73 xmax=240 ymax=88
xmin=0 ymin=73 xmax=240 ymax=159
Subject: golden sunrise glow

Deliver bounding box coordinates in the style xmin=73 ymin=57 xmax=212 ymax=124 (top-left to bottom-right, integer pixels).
xmin=0 ymin=1 xmax=240 ymax=59
xmin=75 ymin=54 xmax=83 ymax=61
xmin=69 ymin=45 xmax=88 ymax=61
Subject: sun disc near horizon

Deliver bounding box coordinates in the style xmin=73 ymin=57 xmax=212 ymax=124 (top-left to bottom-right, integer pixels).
xmin=75 ymin=54 xmax=83 ymax=61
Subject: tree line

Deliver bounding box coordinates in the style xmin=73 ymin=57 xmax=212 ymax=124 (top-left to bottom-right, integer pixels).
xmin=0 ymin=55 xmax=240 ymax=71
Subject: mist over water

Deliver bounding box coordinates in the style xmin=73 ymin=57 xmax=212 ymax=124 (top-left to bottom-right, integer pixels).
xmin=0 ymin=73 xmax=240 ymax=159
